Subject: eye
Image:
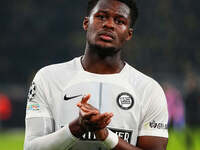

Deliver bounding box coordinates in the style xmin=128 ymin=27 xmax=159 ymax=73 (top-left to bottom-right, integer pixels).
xmin=96 ymin=15 xmax=106 ymax=21
xmin=115 ymin=18 xmax=125 ymax=25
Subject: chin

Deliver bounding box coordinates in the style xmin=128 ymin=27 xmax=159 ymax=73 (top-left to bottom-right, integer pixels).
xmin=91 ymin=43 xmax=120 ymax=57
xmin=98 ymin=44 xmax=115 ymax=49
xmin=97 ymin=40 xmax=117 ymax=49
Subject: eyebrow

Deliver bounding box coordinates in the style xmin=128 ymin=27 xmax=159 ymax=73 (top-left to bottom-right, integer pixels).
xmin=96 ymin=10 xmax=108 ymax=14
xmin=96 ymin=10 xmax=127 ymax=19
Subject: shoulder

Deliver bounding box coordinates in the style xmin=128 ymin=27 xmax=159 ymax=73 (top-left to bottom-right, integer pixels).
xmin=32 ymin=57 xmax=81 ymax=85
xmin=126 ymin=64 xmax=162 ymax=91
xmin=126 ymin=64 xmax=166 ymax=107
xmin=36 ymin=57 xmax=79 ymax=77
xmin=41 ymin=57 xmax=79 ymax=74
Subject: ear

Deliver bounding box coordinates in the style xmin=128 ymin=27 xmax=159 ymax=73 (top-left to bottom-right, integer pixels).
xmin=83 ymin=17 xmax=89 ymax=31
xmin=126 ymin=28 xmax=133 ymax=41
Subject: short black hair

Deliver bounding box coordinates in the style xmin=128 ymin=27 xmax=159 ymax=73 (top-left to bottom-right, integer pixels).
xmin=87 ymin=0 xmax=138 ymax=28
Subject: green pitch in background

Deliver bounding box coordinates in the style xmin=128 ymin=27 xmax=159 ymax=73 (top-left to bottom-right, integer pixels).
xmin=0 ymin=128 xmax=200 ymax=150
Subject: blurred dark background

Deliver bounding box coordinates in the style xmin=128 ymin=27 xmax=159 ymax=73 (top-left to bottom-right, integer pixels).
xmin=0 ymin=0 xmax=199 ymax=130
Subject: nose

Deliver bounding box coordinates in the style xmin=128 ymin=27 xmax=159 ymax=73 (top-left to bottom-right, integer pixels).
xmin=103 ymin=18 xmax=114 ymax=30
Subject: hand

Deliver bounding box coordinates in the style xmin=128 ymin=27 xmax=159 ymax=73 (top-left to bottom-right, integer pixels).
xmin=77 ymin=94 xmax=113 ymax=131
xmin=69 ymin=94 xmax=98 ymax=138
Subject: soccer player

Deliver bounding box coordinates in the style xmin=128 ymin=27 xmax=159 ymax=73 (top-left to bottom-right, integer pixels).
xmin=24 ymin=0 xmax=169 ymax=149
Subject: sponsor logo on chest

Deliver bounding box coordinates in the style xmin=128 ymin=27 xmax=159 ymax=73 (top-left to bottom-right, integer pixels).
xmin=60 ymin=125 xmax=133 ymax=143
xmin=81 ymin=128 xmax=133 ymax=144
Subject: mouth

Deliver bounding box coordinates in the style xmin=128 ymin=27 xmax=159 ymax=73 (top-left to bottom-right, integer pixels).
xmin=98 ymin=31 xmax=115 ymax=42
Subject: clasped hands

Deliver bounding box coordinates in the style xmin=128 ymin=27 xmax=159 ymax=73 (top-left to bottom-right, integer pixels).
xmin=76 ymin=94 xmax=113 ymax=140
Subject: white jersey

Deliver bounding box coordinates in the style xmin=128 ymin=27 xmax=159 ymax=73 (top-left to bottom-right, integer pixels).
xmin=25 ymin=57 xmax=168 ymax=149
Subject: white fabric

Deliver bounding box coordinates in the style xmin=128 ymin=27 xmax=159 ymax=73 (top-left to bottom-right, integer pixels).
xmin=24 ymin=57 xmax=168 ymax=150
xmin=24 ymin=118 xmax=79 ymax=150
xmin=103 ymin=129 xmax=119 ymax=149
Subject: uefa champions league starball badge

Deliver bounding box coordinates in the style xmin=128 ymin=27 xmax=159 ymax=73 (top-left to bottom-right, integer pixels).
xmin=28 ymin=82 xmax=36 ymax=101
xmin=117 ymin=92 xmax=134 ymax=110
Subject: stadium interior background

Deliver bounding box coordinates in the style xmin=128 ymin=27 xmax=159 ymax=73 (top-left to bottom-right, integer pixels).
xmin=0 ymin=0 xmax=200 ymax=149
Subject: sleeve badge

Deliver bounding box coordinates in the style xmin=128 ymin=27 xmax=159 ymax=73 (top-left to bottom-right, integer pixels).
xmin=27 ymin=82 xmax=36 ymax=101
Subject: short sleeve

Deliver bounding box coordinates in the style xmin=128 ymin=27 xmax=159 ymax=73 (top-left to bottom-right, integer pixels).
xmin=138 ymin=81 xmax=168 ymax=138
xmin=26 ymin=69 xmax=53 ymax=119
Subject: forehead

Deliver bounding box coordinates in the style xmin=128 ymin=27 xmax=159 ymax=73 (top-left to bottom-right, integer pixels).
xmin=90 ymin=0 xmax=130 ymax=18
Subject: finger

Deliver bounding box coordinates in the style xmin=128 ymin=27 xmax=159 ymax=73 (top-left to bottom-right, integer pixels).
xmin=105 ymin=118 xmax=112 ymax=125
xmin=77 ymin=94 xmax=91 ymax=107
xmin=90 ymin=112 xmax=109 ymax=122
xmin=83 ymin=103 xmax=97 ymax=110
xmin=80 ymin=109 xmax=98 ymax=119
xmin=89 ymin=112 xmax=113 ymax=128
xmin=100 ymin=113 xmax=113 ymax=128
xmin=77 ymin=101 xmax=82 ymax=107
xmin=97 ymin=118 xmax=112 ymax=129
xmin=81 ymin=108 xmax=99 ymax=117
xmin=81 ymin=94 xmax=91 ymax=104
xmin=102 ymin=113 xmax=113 ymax=123
xmin=80 ymin=106 xmax=94 ymax=113
xmin=80 ymin=103 xmax=99 ymax=113
xmin=102 ymin=118 xmax=112 ymax=128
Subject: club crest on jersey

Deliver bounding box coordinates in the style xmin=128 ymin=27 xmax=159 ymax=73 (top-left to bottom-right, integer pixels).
xmin=28 ymin=82 xmax=36 ymax=101
xmin=116 ymin=92 xmax=134 ymax=110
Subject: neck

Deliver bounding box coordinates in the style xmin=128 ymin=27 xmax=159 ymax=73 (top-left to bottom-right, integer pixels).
xmin=81 ymin=43 xmax=125 ymax=74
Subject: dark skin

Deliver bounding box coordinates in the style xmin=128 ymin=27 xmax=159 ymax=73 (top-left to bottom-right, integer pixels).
xmin=69 ymin=0 xmax=168 ymax=149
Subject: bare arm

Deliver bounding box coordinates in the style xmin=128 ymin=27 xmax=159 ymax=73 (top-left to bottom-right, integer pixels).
xmin=136 ymin=136 xmax=168 ymax=150
xmin=94 ymin=127 xmax=168 ymax=150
